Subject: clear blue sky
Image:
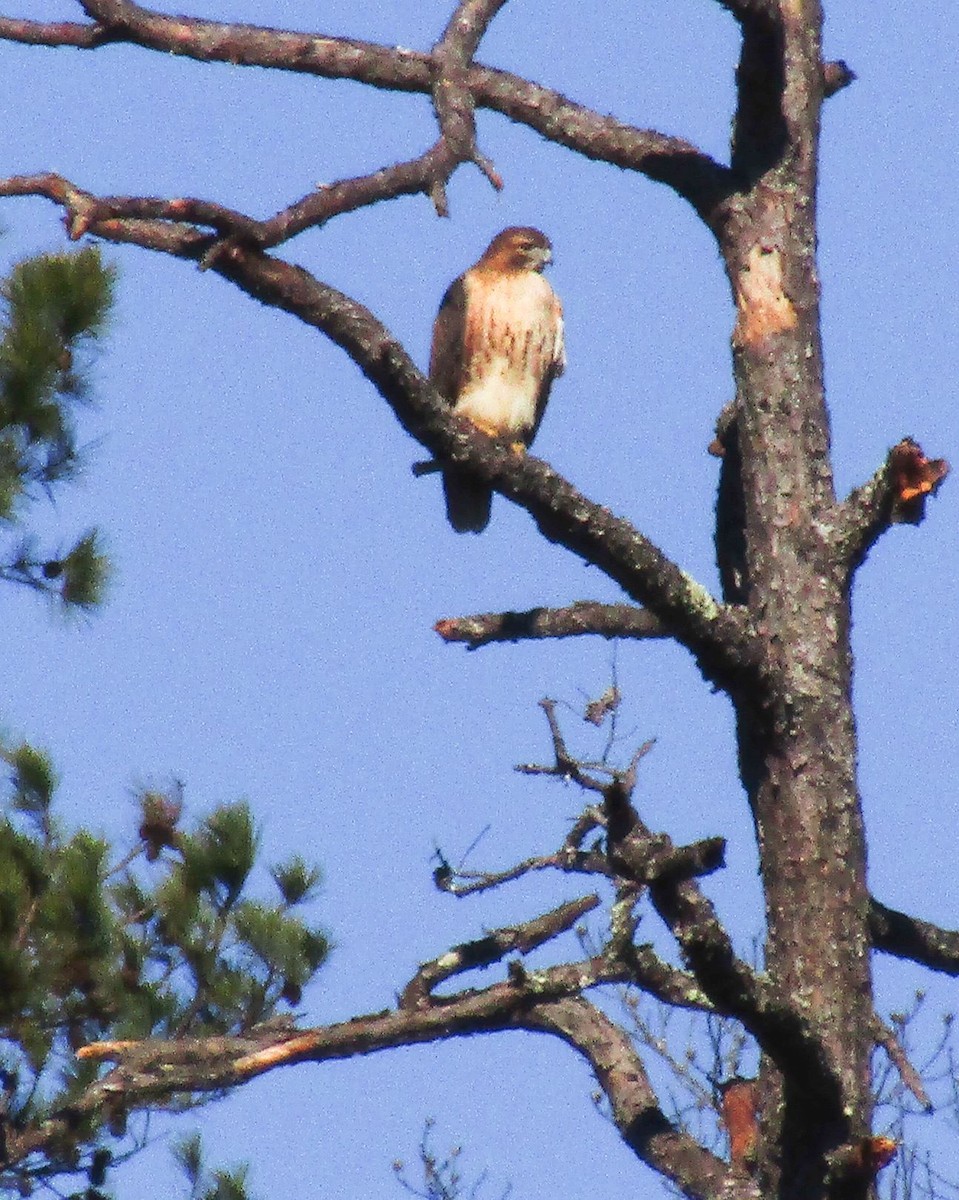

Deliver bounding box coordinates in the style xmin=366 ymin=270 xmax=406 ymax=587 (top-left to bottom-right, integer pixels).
xmin=2 ymin=3 xmax=958 ymax=1196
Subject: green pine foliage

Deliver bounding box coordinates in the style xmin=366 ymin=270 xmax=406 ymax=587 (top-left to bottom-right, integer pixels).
xmin=0 ymin=748 xmax=329 ymax=1197
xmin=176 ymin=1134 xmax=253 ymax=1200
xmin=0 ymin=247 xmax=322 ymax=1200
xmin=0 ymin=246 xmax=114 ymax=607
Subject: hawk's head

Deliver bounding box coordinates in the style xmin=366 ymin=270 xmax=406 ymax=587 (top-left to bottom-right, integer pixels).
xmin=479 ymin=227 xmax=553 ymax=273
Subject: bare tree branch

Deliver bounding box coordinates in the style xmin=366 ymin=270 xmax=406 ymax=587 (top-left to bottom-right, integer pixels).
xmin=836 ymin=439 xmax=949 ymax=575
xmin=433 ymin=821 xmax=717 ymax=1016
xmin=399 ymin=895 xmax=601 ymax=1010
xmin=57 ymin=965 xmax=662 ymax=1113
xmin=0 ymin=4 xmax=731 ymax=217
xmin=436 ymin=845 xmax=609 ymax=897
xmin=517 ymin=700 xmax=847 ymax=1117
xmin=606 ymin=800 xmax=761 ymax=1021
xmin=631 ymin=811 xmax=848 ymax=1122
xmin=872 ymin=1016 xmax=934 ymax=1113
xmin=434 ymin=602 xmax=670 ymax=649
xmin=428 ymin=0 xmax=507 ymax=213
xmin=67 ymin=990 xmax=751 ymax=1200
xmin=0 ymin=15 xmax=113 ymax=45
xmin=0 ymin=170 xmax=760 ymax=691
xmin=527 ymin=997 xmax=760 ymax=1200
xmin=869 ymin=899 xmax=959 ymax=976
xmin=822 ymin=60 xmax=855 ymax=97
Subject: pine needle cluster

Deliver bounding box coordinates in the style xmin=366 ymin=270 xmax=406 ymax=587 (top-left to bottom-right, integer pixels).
xmin=0 ymin=744 xmax=328 ymax=1197
xmin=0 ymin=247 xmax=114 ymax=608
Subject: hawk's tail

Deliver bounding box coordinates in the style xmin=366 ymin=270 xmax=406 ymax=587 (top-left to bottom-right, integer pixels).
xmin=443 ymin=471 xmax=492 ymax=534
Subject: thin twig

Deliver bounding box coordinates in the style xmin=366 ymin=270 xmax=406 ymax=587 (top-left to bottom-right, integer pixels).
xmin=873 ymin=1016 xmax=934 ymax=1113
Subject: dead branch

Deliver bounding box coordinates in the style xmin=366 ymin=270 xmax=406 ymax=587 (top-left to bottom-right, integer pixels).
xmin=428 ymin=0 xmax=507 ymax=213
xmin=528 ymin=997 xmax=761 ymax=1200
xmin=52 ymin=950 xmax=722 ymax=1200
xmin=0 ymin=169 xmax=762 ymax=691
xmin=434 ymin=602 xmax=670 ymax=648
xmin=516 ymin=699 xmax=657 ymax=795
xmin=872 ymin=1016 xmax=934 ymax=1113
xmin=47 ymin=973 xmax=622 ymax=1146
xmin=436 ymin=844 xmax=609 ymax=897
xmin=869 ymin=899 xmax=959 ymax=977
xmin=822 ymin=60 xmax=856 ymax=97
xmin=399 ymin=895 xmax=600 ymax=1009
xmin=431 ymin=815 xmax=716 ymax=1016
xmin=837 ymin=439 xmax=949 ymax=575
xmin=511 ymin=700 xmax=844 ymax=1111
xmin=624 ymin=945 xmax=717 ymax=1015
xmin=0 ymin=3 xmax=730 ymax=218
xmin=0 ymin=15 xmax=114 ymax=45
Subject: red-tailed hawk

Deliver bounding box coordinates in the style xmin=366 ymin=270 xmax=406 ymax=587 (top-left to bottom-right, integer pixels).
xmin=429 ymin=227 xmax=565 ymax=533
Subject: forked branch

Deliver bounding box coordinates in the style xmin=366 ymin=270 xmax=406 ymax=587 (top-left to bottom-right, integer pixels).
xmin=0 ymin=1 xmax=731 ymax=220
xmin=428 ymin=0 xmax=508 ymax=213
xmin=520 ymin=700 xmax=857 ymax=1117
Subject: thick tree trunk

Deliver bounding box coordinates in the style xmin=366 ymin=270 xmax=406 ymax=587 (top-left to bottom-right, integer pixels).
xmin=717 ymin=4 xmax=873 ymax=1194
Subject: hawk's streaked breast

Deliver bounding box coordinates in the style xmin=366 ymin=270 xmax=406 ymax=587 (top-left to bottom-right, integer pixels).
xmin=428 ymin=226 xmax=565 ymax=533
xmin=455 ymin=270 xmax=564 ymax=439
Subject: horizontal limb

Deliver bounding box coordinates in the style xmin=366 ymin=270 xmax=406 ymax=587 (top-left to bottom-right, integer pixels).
xmin=869 ymin=898 xmax=959 ymax=976
xmin=70 ymin=989 xmax=745 ymax=1200
xmin=0 ymin=2 xmax=731 ymax=218
xmin=434 ymin=601 xmax=670 ymax=648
